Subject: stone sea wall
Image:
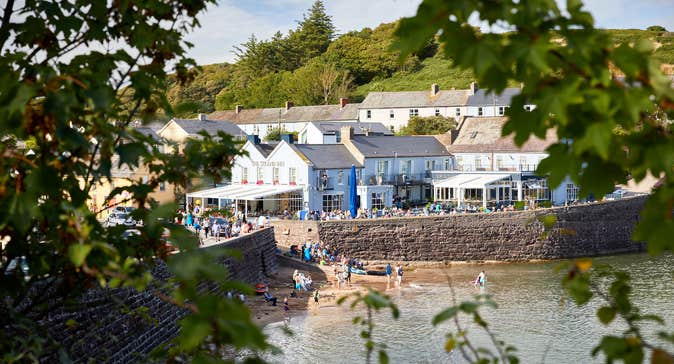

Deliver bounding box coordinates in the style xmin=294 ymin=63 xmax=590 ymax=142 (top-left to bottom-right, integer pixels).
xmin=310 ymin=197 xmax=647 ymax=262
xmin=270 ymin=219 xmax=320 ymax=249
xmin=41 ymin=227 xmax=277 ymax=363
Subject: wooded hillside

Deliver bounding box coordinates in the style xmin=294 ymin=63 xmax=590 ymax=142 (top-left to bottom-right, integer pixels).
xmin=163 ymin=1 xmax=674 ymax=117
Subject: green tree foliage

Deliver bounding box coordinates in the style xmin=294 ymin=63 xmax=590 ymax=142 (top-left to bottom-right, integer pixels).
xmin=288 ymin=0 xmax=336 ymax=64
xmin=647 ymin=25 xmax=667 ymax=32
xmin=165 ymin=63 xmax=236 ymax=116
xmin=393 ymin=0 xmax=674 ymax=362
xmin=285 ymin=59 xmax=354 ymax=105
xmin=0 ymin=0 xmax=268 ymax=361
xmin=398 ymin=115 xmax=458 ymax=135
xmin=263 ymin=127 xmax=298 ymax=142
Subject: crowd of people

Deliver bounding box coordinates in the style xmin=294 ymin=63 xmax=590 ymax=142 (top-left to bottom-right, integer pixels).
xmin=176 ymin=205 xmax=271 ymax=244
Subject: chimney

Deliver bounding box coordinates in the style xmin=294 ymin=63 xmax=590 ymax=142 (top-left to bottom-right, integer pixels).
xmin=280 ymin=134 xmax=294 ymax=144
xmin=246 ymin=135 xmax=261 ymax=145
xmin=285 ymin=101 xmax=294 ymax=111
xmin=340 ymin=125 xmax=354 ymax=143
xmin=339 ymin=97 xmax=348 ymax=109
xmin=431 ymin=83 xmax=440 ymax=96
xmin=198 ymin=113 xmax=207 ymax=121
xmin=235 ymin=105 xmax=243 ymax=114
xmin=469 ymin=82 xmax=478 ymax=95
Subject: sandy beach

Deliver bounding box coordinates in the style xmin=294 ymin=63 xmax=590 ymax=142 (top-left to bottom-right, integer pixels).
xmin=247 ymin=256 xmax=441 ymax=327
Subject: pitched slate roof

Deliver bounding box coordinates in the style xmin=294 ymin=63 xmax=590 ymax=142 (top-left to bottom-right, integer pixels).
xmin=208 ymin=103 xmax=360 ymax=125
xmin=293 ymin=144 xmax=363 ymax=169
xmin=348 ymin=135 xmax=451 ymax=158
xmin=311 ymin=121 xmax=393 ymax=136
xmin=359 ymin=90 xmax=469 ymax=109
xmin=251 ymin=143 xmax=276 ymax=158
xmin=444 ymin=117 xmax=556 ymax=153
xmin=134 ymin=126 xmax=161 ymax=141
xmin=466 ymin=87 xmax=521 ymax=106
xmin=171 ymin=118 xmax=246 ymax=138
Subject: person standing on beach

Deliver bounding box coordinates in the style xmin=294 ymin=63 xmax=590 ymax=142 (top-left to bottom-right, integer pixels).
xmin=313 ymin=289 xmax=320 ymax=309
xmin=396 ymin=265 xmax=403 ymax=286
xmin=385 ymin=263 xmax=392 ymax=282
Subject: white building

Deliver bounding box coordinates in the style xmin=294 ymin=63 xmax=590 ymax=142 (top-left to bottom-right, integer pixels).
xmin=358 ymin=83 xmax=535 ymax=131
xmin=298 ymin=121 xmax=393 ymax=144
xmin=157 ymin=114 xmax=247 ymax=152
xmin=432 ymin=116 xmax=575 ymax=208
xmin=358 ymin=84 xmax=468 ymax=132
xmin=208 ymin=99 xmax=359 ymax=142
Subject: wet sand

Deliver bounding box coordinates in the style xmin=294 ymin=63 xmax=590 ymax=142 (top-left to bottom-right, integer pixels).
xmin=248 ymin=257 xmax=455 ymax=327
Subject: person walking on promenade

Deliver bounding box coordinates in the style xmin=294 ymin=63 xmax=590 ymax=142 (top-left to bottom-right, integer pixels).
xmin=385 ymin=263 xmax=392 ymax=282
xmin=212 ymin=221 xmax=221 ymax=243
xmin=203 ymin=217 xmax=210 ymax=238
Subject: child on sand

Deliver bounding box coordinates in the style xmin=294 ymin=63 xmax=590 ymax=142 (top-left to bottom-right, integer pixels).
xmin=313 ymin=289 xmax=320 ymax=309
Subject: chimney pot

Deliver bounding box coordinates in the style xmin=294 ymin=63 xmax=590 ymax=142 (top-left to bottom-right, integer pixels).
xmin=285 ymin=101 xmax=294 ymax=111
xmin=431 ymin=83 xmax=440 ymax=96
xmin=235 ymin=105 xmax=243 ymax=114
xmin=339 ymin=97 xmax=348 ymax=109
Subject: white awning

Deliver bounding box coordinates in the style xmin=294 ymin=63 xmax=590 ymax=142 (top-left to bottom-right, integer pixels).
xmin=434 ymin=173 xmax=513 ymax=189
xmin=187 ymin=184 xmax=303 ymax=201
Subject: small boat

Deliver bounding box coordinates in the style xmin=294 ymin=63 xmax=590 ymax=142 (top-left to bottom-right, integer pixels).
xmin=348 ymin=267 xmax=368 ymax=275
xmin=366 ymin=270 xmax=387 ymax=276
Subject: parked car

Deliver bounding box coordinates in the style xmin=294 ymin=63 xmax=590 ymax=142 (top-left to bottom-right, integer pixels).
xmin=105 ymin=212 xmax=136 ymax=227
xmin=114 ymin=206 xmax=136 ymax=214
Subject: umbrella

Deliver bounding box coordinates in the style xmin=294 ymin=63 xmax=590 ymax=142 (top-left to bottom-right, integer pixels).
xmin=349 ymin=164 xmax=358 ymax=218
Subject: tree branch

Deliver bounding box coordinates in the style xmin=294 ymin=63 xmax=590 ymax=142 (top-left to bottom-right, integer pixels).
xmin=0 ymin=0 xmax=15 ymax=51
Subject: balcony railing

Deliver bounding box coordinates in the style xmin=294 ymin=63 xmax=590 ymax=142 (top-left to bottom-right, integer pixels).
xmin=359 ymin=173 xmax=432 ymax=186
xmin=456 ymin=164 xmax=539 ymax=172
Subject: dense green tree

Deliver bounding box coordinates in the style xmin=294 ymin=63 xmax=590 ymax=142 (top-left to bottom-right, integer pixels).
xmin=288 ymin=0 xmax=336 ymax=65
xmin=398 ymin=115 xmax=457 ymax=135
xmin=0 ymin=0 xmax=267 ymax=361
xmin=284 ymin=59 xmax=353 ymax=105
xmin=647 ymin=25 xmax=667 ymax=32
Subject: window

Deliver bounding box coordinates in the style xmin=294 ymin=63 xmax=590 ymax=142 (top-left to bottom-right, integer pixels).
xmin=409 ymin=109 xmax=419 ymax=117
xmin=288 ymin=193 xmax=303 ymax=212
xmin=335 ymin=131 xmax=341 ymax=143
xmin=289 ymin=167 xmax=297 ymax=185
xmin=566 ymin=183 xmax=579 ymax=202
xmin=435 ymin=108 xmax=441 ymax=116
xmin=475 ymin=158 xmax=482 ymax=171
xmin=456 ymin=156 xmax=463 ymax=171
xmin=376 ymin=160 xmax=389 ymax=176
xmin=159 ymin=182 xmax=166 ymax=191
xmin=253 ymin=125 xmax=259 ymax=135
xmin=389 ymin=125 xmax=395 ymax=132
xmin=470 ymin=131 xmax=478 ymax=139
xmin=267 ymin=124 xmax=273 ymax=131
xmin=455 ymin=108 xmax=461 ymax=117
xmin=425 ymin=160 xmax=435 ymax=171
xmin=366 ymin=110 xmax=371 ymax=119
xmin=401 ymin=160 xmax=412 ymax=176
xmin=322 ymin=194 xmax=343 ymax=212
xmin=371 ymin=192 xmax=385 ymax=210
xmin=444 ymin=159 xmax=451 ymax=171
xmin=519 ymin=156 xmax=527 ymax=171
xmin=389 ymin=110 xmax=395 ymax=119
xmin=478 ymin=107 xmax=483 ymax=116
xmin=256 ymin=167 xmax=264 ymax=183
xmin=498 ymin=106 xmax=506 ymax=116
xmin=242 ymin=167 xmax=248 ymax=183
xmin=496 ymin=156 xmax=504 ymax=170
xmin=337 ymin=170 xmax=344 ymax=185
xmin=273 ymin=167 xmax=280 ymax=183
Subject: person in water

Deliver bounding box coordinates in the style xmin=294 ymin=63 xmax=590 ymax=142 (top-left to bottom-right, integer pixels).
xmin=474 ymin=270 xmax=486 ymax=287
xmin=396 ymin=265 xmax=403 ymax=286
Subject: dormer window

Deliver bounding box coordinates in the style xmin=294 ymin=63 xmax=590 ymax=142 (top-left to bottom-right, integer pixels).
xmin=366 ymin=110 xmax=372 ymax=119
xmin=478 ymin=107 xmax=483 ymax=116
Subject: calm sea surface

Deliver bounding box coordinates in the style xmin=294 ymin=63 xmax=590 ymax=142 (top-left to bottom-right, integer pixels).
xmin=264 ymin=253 xmax=674 ymax=363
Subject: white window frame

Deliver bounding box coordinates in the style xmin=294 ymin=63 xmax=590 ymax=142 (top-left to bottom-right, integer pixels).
xmin=322 ymin=194 xmax=343 ymax=212
xmin=257 ymin=167 xmax=264 ymax=182
xmin=409 ymin=109 xmax=419 ymax=117
xmin=371 ymin=192 xmax=385 ymax=210
xmin=242 ymin=167 xmax=248 ymax=183
xmin=366 ymin=110 xmax=372 ymax=119
xmin=478 ymin=107 xmax=483 ymax=116
xmin=337 ymin=170 xmax=344 ymax=185
xmin=455 ymin=108 xmax=461 ymax=117
xmin=389 ymin=110 xmax=395 ymax=119
xmin=273 ymin=167 xmax=280 ymax=183
xmin=434 ymin=108 xmax=441 ymax=116
xmin=289 ymin=167 xmax=297 ymax=184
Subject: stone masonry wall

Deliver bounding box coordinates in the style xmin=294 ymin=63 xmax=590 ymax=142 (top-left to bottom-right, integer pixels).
xmin=39 ymin=227 xmax=277 ymax=363
xmin=315 ymin=197 xmax=647 ymax=262
xmin=270 ymin=220 xmax=320 ymax=249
